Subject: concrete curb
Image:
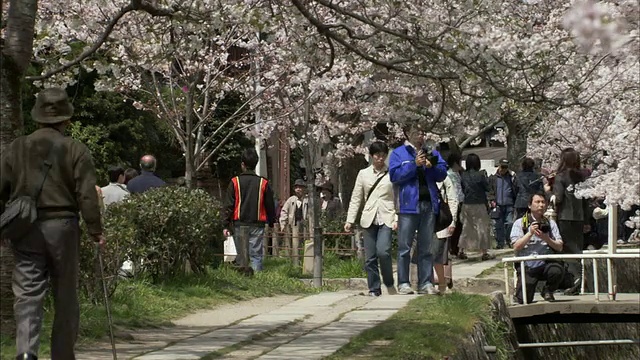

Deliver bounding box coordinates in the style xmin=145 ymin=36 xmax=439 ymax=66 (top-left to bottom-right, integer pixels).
xmin=298 ymin=277 xmax=369 ymax=290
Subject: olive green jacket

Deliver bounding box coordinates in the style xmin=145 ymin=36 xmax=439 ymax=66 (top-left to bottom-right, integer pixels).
xmin=1 ymin=127 xmax=103 ymax=235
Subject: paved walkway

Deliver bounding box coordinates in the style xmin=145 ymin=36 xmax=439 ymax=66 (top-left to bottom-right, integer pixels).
xmin=74 ymin=251 xmax=511 ymax=360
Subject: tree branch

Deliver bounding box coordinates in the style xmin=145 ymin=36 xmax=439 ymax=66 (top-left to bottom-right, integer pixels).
xmin=459 ymin=117 xmax=504 ymax=149
xmin=26 ymin=0 xmax=175 ymax=81
xmin=315 ymin=34 xmax=335 ymax=77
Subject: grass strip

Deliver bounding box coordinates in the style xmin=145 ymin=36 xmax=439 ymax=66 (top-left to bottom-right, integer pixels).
xmin=326 ymin=293 xmax=508 ymax=360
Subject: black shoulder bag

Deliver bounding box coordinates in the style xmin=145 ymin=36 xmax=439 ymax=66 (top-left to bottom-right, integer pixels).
xmin=1 ymin=140 xmax=61 ymax=240
xmin=354 ymin=171 xmax=388 ymax=225
xmin=435 ymin=180 xmax=453 ymax=233
xmin=366 ymin=171 xmax=388 ymax=203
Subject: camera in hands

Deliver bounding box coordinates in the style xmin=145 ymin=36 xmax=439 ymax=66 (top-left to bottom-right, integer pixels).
xmin=531 ymin=221 xmax=551 ymax=233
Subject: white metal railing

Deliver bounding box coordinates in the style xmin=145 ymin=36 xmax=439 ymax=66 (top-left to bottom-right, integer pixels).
xmin=502 ymin=252 xmax=640 ymax=304
xmin=503 ymin=204 xmax=640 ymax=305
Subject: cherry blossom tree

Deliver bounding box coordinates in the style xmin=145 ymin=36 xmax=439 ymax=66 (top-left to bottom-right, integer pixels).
xmin=28 ymin=0 xmax=286 ymax=187
xmin=287 ymin=0 xmax=633 ymax=164
xmin=1 ymin=0 xmax=178 ymax=150
xmin=529 ymin=0 xmax=639 ymax=209
xmin=257 ymin=4 xmax=385 ymax=233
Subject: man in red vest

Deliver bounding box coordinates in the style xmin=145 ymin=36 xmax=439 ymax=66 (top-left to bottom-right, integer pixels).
xmin=223 ymin=148 xmax=276 ymax=272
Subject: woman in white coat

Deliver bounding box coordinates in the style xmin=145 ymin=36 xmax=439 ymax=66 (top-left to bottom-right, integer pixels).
xmin=345 ymin=142 xmax=397 ymax=296
xmin=432 ymin=173 xmax=460 ymax=293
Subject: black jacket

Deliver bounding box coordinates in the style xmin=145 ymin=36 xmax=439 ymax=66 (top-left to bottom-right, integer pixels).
xmin=224 ymin=171 xmax=276 ymax=230
xmin=553 ymin=170 xmax=590 ymax=222
xmin=514 ymin=170 xmax=544 ymax=209
xmin=461 ymin=170 xmax=490 ymax=205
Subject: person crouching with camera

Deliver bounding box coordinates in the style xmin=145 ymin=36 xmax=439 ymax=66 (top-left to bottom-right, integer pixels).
xmin=510 ymin=192 xmax=565 ymax=304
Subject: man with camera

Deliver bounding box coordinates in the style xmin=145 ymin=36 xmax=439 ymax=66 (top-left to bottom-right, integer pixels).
xmin=510 ymin=192 xmax=565 ymax=304
xmin=389 ymin=123 xmax=447 ymax=295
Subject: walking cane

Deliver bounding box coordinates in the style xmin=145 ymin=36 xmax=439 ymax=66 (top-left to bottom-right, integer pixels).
xmin=96 ymin=243 xmax=118 ymax=360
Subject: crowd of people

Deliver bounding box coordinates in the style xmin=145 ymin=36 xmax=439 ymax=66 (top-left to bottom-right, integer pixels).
xmin=2 ymin=87 xmax=638 ymax=360
xmin=340 ymin=124 xmax=638 ymax=303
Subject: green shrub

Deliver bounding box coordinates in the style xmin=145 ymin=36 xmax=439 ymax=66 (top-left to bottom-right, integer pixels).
xmin=79 ymin=187 xmax=224 ymax=302
xmin=79 ymin=199 xmax=138 ymax=304
xmin=126 ymin=187 xmax=224 ymax=280
xmin=320 ymin=212 xmax=352 ymax=252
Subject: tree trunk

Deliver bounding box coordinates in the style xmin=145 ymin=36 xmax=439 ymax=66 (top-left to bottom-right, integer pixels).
xmin=505 ymin=117 xmax=528 ymax=167
xmin=184 ymin=155 xmax=196 ymax=190
xmin=184 ymin=89 xmax=195 ymax=189
xmin=448 ymin=138 xmax=461 ymax=154
xmin=0 ymin=0 xmax=39 ymax=339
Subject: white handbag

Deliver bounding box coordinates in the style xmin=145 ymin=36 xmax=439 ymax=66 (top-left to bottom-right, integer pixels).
xmin=224 ymin=236 xmax=237 ymax=262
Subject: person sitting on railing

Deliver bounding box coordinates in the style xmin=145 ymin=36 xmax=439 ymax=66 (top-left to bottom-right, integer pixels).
xmin=510 ymin=192 xmax=565 ymax=304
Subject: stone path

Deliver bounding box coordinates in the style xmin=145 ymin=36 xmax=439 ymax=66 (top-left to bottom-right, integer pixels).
xmin=73 ymin=250 xmax=512 ymax=360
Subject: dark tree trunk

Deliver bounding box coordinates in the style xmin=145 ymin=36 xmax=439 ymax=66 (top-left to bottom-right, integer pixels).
xmin=0 ymin=0 xmax=38 ymax=338
xmin=504 ymin=117 xmax=528 ymax=167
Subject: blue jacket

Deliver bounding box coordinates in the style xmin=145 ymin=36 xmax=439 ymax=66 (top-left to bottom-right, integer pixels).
xmin=127 ymin=171 xmax=166 ymax=194
xmin=389 ymin=144 xmax=448 ymax=214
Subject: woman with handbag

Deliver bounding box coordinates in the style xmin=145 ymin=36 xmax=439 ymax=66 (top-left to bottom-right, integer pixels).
xmin=432 ymin=174 xmax=459 ymax=293
xmin=345 ymin=142 xmax=397 ymax=297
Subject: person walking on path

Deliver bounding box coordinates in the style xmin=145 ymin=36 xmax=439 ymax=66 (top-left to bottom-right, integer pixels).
xmin=345 ymin=142 xmax=397 ymax=297
xmin=223 ymin=148 xmax=277 ymax=272
xmin=552 ymin=148 xmax=591 ymax=295
xmin=433 ymin=172 xmax=459 ymax=294
xmin=514 ymin=157 xmax=544 ymax=218
xmin=1 ymin=88 xmax=105 ymax=360
xmin=126 ymin=155 xmax=166 ymax=194
xmin=279 ymin=179 xmax=309 ymax=266
xmin=488 ymin=158 xmax=517 ymax=249
xmin=445 ymin=153 xmax=465 ymax=259
xmin=459 ymin=153 xmax=494 ymax=260
xmin=389 ymin=124 xmax=448 ymax=295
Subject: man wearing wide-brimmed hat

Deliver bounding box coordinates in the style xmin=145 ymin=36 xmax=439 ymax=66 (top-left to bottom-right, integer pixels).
xmin=0 ymin=87 xmax=105 ymax=360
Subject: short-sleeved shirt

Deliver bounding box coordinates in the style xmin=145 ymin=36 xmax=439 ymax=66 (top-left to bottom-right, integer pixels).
xmin=510 ymin=216 xmax=562 ymax=268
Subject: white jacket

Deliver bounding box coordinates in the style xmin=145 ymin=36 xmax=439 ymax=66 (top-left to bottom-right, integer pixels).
xmin=346 ymin=165 xmax=396 ymax=229
xmin=100 ymin=183 xmax=129 ymax=206
xmin=436 ymin=176 xmax=460 ymax=239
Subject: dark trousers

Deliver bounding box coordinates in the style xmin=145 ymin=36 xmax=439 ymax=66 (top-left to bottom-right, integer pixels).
xmin=558 ymin=220 xmax=584 ymax=286
xmin=12 ymin=217 xmax=81 ymax=359
xmin=449 ymin=205 xmax=463 ymax=256
xmin=515 ymin=262 xmax=565 ymax=304
xmin=493 ymin=205 xmax=514 ymax=248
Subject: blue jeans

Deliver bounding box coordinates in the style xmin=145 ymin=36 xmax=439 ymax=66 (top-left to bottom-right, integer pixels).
xmin=397 ymin=201 xmax=435 ymax=289
xmin=363 ymin=224 xmax=394 ymax=294
xmin=234 ymin=225 xmax=265 ymax=271
xmin=493 ymin=205 xmax=514 ymax=248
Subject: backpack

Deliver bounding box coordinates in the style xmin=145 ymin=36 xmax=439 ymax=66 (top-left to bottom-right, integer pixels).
xmin=0 ymin=140 xmax=61 ymax=240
